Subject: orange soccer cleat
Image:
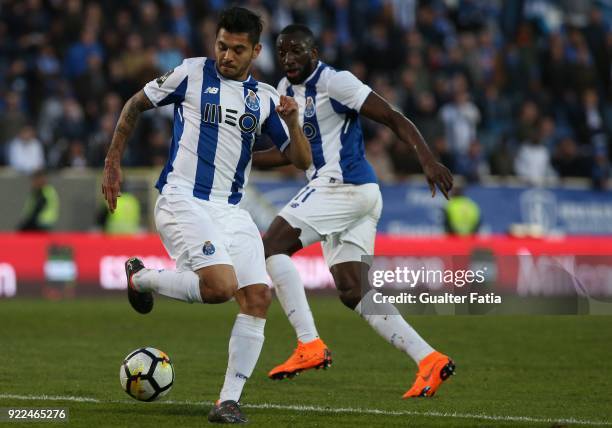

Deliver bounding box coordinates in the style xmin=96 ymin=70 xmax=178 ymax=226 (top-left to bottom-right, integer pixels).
xmin=402 ymin=351 xmax=455 ymax=398
xmin=268 ymin=338 xmax=332 ymax=380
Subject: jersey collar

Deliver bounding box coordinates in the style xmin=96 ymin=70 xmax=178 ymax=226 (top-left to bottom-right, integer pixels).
xmin=302 ymin=61 xmax=324 ymax=86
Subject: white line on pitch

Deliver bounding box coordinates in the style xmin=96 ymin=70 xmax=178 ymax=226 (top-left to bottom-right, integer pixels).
xmin=0 ymin=393 xmax=610 ymax=426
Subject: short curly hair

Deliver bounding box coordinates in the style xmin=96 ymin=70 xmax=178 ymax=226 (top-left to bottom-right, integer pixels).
xmin=216 ymin=6 xmax=263 ymax=46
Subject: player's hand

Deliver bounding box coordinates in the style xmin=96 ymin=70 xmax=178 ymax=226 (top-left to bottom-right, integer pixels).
xmin=102 ymin=157 xmax=122 ymax=213
xmin=276 ymin=95 xmax=299 ymax=126
xmin=423 ymin=159 xmax=453 ymax=200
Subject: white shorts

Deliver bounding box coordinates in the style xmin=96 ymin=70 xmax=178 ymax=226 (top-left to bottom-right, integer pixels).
xmin=278 ymin=180 xmax=382 ymax=267
xmin=154 ymin=193 xmax=268 ymax=288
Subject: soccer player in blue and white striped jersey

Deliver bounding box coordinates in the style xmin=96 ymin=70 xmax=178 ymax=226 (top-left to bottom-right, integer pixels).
xmin=254 ymin=24 xmax=455 ymax=398
xmin=102 ymin=8 xmax=311 ymax=423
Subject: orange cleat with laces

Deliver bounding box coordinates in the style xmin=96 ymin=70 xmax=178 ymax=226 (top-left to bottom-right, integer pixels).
xmin=268 ymin=338 xmax=332 ymax=380
xmin=402 ymin=351 xmax=455 ymax=398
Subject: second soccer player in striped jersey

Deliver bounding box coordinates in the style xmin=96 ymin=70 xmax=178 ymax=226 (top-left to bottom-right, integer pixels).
xmin=254 ymin=24 xmax=455 ymax=399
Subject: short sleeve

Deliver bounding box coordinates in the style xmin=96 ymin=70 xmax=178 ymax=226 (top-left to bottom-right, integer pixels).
xmin=143 ymin=59 xmax=190 ymax=107
xmin=327 ymin=70 xmax=372 ymax=112
xmin=262 ymin=94 xmax=290 ymax=152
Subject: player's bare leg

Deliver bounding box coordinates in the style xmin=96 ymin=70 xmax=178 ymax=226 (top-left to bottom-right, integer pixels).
xmin=263 ymin=216 xmax=332 ymax=379
xmin=209 ymin=284 xmax=271 ymax=424
xmin=330 ymin=261 xmax=455 ymax=398
xmin=127 ymin=258 xmax=263 ymax=421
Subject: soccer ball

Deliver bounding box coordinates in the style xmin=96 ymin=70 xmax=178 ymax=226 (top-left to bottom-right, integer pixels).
xmin=120 ymin=347 xmax=175 ymax=402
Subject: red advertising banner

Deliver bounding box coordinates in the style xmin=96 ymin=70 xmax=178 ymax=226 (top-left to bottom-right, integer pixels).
xmin=0 ymin=233 xmax=611 ymax=297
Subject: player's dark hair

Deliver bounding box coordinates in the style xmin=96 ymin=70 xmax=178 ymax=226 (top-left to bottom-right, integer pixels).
xmin=216 ymin=6 xmax=263 ymax=45
xmin=279 ymin=24 xmax=316 ymax=47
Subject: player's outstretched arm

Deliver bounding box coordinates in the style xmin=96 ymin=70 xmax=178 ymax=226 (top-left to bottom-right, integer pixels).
xmin=360 ymin=92 xmax=453 ymax=199
xmin=102 ymin=90 xmax=154 ymax=212
xmin=252 ymin=147 xmax=292 ymax=169
xmin=275 ymin=95 xmax=312 ymax=170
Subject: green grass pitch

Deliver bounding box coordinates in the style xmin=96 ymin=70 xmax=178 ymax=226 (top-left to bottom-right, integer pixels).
xmin=1 ymin=296 xmax=611 ymax=427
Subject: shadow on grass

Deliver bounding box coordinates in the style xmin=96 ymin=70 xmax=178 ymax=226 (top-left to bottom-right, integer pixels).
xmin=91 ymin=403 xmax=208 ymax=418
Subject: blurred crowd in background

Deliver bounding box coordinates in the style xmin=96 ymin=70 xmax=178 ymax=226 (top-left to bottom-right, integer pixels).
xmin=0 ymin=0 xmax=611 ymax=188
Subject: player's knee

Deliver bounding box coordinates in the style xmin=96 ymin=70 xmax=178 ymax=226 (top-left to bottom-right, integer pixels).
xmin=262 ymin=237 xmax=277 ymax=259
xmin=263 ymin=236 xmax=290 ymax=258
xmin=335 ymin=275 xmax=362 ymax=309
xmin=263 ymin=229 xmax=302 ymax=259
xmin=338 ymin=286 xmax=361 ymax=309
xmin=251 ymin=286 xmax=272 ymax=310
xmin=242 ymin=286 xmax=272 ymax=315
xmin=332 ymin=265 xmax=363 ymax=310
xmin=199 ymin=276 xmax=237 ymax=304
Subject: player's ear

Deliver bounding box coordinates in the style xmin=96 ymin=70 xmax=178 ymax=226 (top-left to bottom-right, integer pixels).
xmin=310 ymin=47 xmax=319 ymax=62
xmin=251 ymin=43 xmax=262 ymax=60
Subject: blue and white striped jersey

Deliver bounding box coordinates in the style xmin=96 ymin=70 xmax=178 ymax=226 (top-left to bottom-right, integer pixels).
xmin=144 ymin=57 xmax=290 ymax=205
xmin=277 ymin=61 xmax=376 ymax=185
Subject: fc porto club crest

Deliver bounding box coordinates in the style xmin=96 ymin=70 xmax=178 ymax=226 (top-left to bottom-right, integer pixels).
xmin=304 ymin=96 xmax=316 ymax=118
xmin=203 ymin=241 xmax=216 ymax=256
xmin=244 ymin=89 xmax=260 ymax=111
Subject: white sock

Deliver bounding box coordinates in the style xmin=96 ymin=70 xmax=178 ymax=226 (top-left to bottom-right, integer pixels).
xmin=219 ymin=314 xmax=266 ymax=402
xmin=355 ymin=290 xmax=434 ymax=364
xmin=133 ymin=269 xmax=202 ymax=303
xmin=266 ymin=254 xmax=319 ymax=343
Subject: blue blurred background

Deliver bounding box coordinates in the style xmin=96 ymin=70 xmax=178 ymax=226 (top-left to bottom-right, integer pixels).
xmin=0 ymin=0 xmax=611 ymax=235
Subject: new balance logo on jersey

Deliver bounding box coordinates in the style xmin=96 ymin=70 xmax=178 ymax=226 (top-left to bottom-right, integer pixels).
xmin=204 ymin=86 xmax=219 ymax=94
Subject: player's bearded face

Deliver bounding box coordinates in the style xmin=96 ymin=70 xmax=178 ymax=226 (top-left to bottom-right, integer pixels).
xmin=276 ymin=35 xmax=317 ymax=84
xmin=215 ymin=29 xmax=262 ymax=80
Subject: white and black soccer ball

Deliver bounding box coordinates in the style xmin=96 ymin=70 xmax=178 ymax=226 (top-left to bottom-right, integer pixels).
xmin=120 ymin=347 xmax=175 ymax=402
